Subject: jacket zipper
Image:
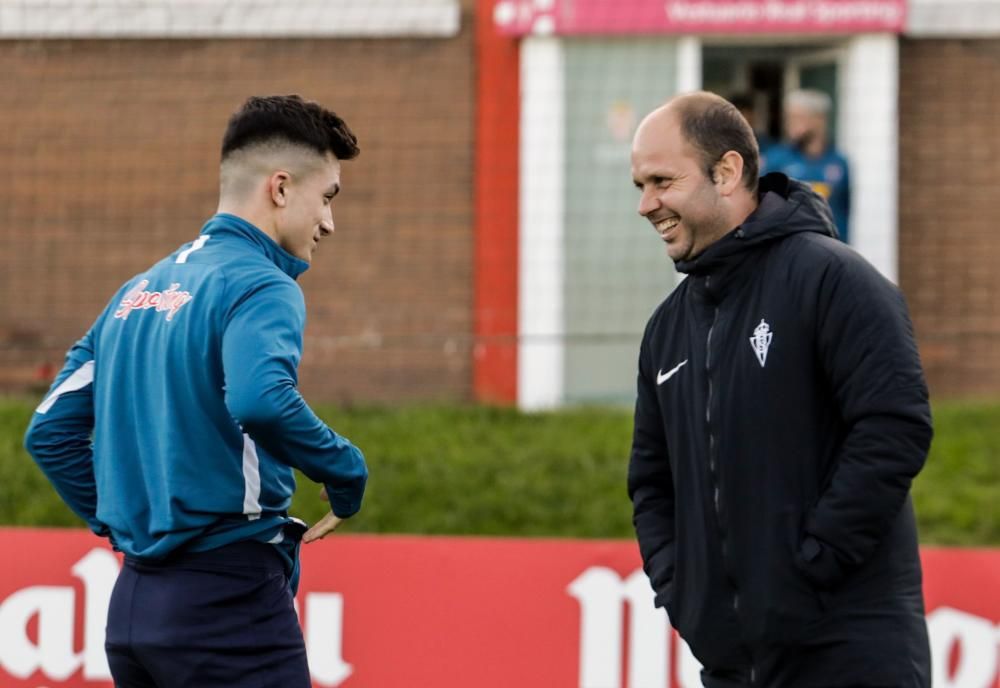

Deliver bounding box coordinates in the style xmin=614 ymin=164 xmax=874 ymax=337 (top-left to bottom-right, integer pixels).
xmin=704 ymin=285 xmax=726 ymax=557
xmin=705 ymin=299 xmax=729 ymax=564
xmin=705 ymin=278 xmax=757 ymax=684
xmin=704 ymin=279 xmax=722 ymax=554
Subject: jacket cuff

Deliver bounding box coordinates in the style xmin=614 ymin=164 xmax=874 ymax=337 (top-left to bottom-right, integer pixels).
xmin=325 ymin=482 xmax=362 ymax=519
xmin=90 ymin=522 xmax=111 ymax=538
xmin=654 ymin=590 xmax=670 ymax=610
xmin=796 ymin=535 xmax=847 ymax=589
xmin=653 ymin=580 xmax=674 ymax=610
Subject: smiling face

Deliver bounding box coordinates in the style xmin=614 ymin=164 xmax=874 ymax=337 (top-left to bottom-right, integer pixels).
xmin=631 ymin=109 xmax=731 ymax=263
xmin=273 ymin=152 xmax=342 ymax=263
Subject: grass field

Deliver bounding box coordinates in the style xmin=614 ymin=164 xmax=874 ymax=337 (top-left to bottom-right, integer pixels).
xmin=1 ymin=397 xmax=997 ymax=545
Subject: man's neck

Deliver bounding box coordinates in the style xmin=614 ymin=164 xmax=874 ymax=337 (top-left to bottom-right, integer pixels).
xmin=733 ymin=193 xmax=759 ymax=229
xmin=216 ymin=201 xmax=278 ymax=244
xmin=696 ymin=193 xmax=759 ymax=256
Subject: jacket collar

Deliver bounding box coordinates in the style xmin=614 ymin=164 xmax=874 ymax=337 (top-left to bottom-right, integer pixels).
xmin=674 ymin=174 xmax=837 ymax=303
xmin=199 ymin=213 xmax=309 ymax=280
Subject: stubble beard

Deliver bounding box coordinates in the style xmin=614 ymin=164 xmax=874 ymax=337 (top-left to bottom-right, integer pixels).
xmin=680 ymin=192 xmax=730 ymax=262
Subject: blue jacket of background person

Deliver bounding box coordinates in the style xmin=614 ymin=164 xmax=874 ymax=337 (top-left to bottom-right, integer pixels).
xmin=763 ymin=142 xmax=851 ymax=243
xmin=24 ymin=213 xmax=368 ymax=589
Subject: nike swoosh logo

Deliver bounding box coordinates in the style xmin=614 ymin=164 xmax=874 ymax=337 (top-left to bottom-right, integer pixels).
xmin=657 ymin=360 xmax=688 ymax=385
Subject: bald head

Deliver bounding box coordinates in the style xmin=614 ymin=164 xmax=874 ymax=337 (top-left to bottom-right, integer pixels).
xmin=635 ymin=91 xmax=759 ymax=194
xmin=631 ymin=92 xmax=761 ymax=263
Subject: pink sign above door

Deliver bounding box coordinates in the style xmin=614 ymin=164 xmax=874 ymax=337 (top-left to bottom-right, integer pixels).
xmin=494 ymin=0 xmax=907 ymax=36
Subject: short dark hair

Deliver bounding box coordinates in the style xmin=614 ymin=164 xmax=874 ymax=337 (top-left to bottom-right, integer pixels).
xmin=674 ymin=93 xmax=759 ymax=194
xmin=221 ymin=95 xmax=360 ymax=162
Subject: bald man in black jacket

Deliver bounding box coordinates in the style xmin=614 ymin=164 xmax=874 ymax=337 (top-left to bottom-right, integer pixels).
xmin=628 ymin=92 xmax=931 ymax=687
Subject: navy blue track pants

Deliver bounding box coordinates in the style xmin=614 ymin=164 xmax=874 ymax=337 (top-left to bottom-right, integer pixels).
xmin=105 ymin=540 xmax=310 ymax=688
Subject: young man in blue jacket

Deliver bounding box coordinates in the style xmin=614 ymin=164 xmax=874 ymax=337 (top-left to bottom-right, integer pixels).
xmin=629 ymin=92 xmax=931 ymax=687
xmin=24 ymin=94 xmax=368 ymax=687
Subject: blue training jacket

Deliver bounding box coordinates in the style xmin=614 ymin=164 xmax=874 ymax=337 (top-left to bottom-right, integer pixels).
xmin=24 ymin=213 xmax=368 ymax=561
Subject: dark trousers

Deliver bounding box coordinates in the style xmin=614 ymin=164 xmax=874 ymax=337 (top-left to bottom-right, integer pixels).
xmin=701 ymin=630 xmax=931 ymax=688
xmin=105 ymin=540 xmax=310 ymax=688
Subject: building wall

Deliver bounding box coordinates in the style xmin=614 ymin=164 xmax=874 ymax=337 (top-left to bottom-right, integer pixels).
xmin=5 ymin=28 xmax=999 ymax=405
xmin=899 ymin=38 xmax=1000 ymax=398
xmin=0 ymin=9 xmax=475 ymax=402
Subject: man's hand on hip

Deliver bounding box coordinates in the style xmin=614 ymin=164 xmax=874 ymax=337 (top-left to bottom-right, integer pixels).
xmin=303 ymin=486 xmax=344 ymax=543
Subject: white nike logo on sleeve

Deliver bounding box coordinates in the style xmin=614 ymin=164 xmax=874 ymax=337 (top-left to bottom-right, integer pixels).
xmin=656 ymin=360 xmax=688 ymax=385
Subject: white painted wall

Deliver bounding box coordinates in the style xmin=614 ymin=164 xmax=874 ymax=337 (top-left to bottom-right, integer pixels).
xmin=518 ymin=37 xmax=566 ymax=410
xmin=839 ymin=34 xmax=899 ymax=282
xmin=517 ymin=36 xmax=699 ymax=409
xmin=907 ymin=0 xmax=1000 ymax=37
xmin=677 ymin=37 xmax=703 ymax=93
xmin=0 ymin=0 xmax=460 ymax=38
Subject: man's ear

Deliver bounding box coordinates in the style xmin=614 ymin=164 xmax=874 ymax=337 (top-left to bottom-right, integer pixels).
xmin=268 ymin=171 xmax=291 ymax=208
xmin=713 ymin=151 xmax=745 ymax=196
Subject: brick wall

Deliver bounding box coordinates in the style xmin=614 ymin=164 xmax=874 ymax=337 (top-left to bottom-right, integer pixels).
xmin=0 ymin=6 xmax=476 ymax=402
xmin=8 ymin=28 xmax=998 ymax=405
xmin=899 ymin=38 xmax=1000 ymax=399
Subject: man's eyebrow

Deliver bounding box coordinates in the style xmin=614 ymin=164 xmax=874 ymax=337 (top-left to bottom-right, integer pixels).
xmin=633 ymin=174 xmax=672 ymax=188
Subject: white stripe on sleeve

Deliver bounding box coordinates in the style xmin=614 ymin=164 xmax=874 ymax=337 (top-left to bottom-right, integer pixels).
xmin=241 ymin=433 xmax=262 ymax=520
xmin=36 ymin=360 xmax=95 ymax=415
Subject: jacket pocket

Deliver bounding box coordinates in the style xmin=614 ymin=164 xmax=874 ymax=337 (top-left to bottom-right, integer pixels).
xmin=758 ymin=509 xmax=828 ymax=644
xmin=662 ymin=580 xmax=685 ymax=636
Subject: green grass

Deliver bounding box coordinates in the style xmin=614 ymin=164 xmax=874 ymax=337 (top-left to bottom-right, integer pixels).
xmin=909 ymin=400 xmax=1000 ymax=546
xmin=0 ymin=399 xmax=86 ymax=527
xmin=295 ymin=405 xmax=635 ymax=538
xmin=2 ymin=398 xmax=997 ymax=545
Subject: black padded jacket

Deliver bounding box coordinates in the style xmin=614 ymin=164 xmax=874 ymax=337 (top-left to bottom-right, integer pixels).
xmin=628 ymin=174 xmax=932 ymax=683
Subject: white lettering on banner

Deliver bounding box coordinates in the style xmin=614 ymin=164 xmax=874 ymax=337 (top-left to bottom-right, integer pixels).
xmin=0 ymin=549 xmax=117 ymax=681
xmin=0 ymin=586 xmax=77 ymax=680
xmin=305 ymin=593 xmax=353 ymax=687
xmin=0 ymin=549 xmax=350 ymax=686
xmin=568 ymin=567 xmax=1000 ymax=688
xmin=763 ymin=1 xmax=807 ymax=21
xmin=927 ymin=607 xmax=999 ymax=688
xmin=569 ymin=567 xmax=687 ymax=688
xmin=667 ymin=1 xmax=762 ymax=22
xmin=665 ymin=1 xmax=902 ymax=27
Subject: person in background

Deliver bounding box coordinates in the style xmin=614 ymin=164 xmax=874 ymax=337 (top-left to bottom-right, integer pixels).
xmin=729 ymin=92 xmax=775 ymax=158
xmin=764 ymin=89 xmax=851 ymax=243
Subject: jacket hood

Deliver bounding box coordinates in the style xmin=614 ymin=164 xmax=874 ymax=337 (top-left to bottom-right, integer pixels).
xmin=675 ymin=173 xmax=838 ymax=275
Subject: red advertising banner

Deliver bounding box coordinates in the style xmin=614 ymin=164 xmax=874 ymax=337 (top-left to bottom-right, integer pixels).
xmin=1 ymin=528 xmax=997 ymax=688
xmin=493 ymin=0 xmax=907 ymax=36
